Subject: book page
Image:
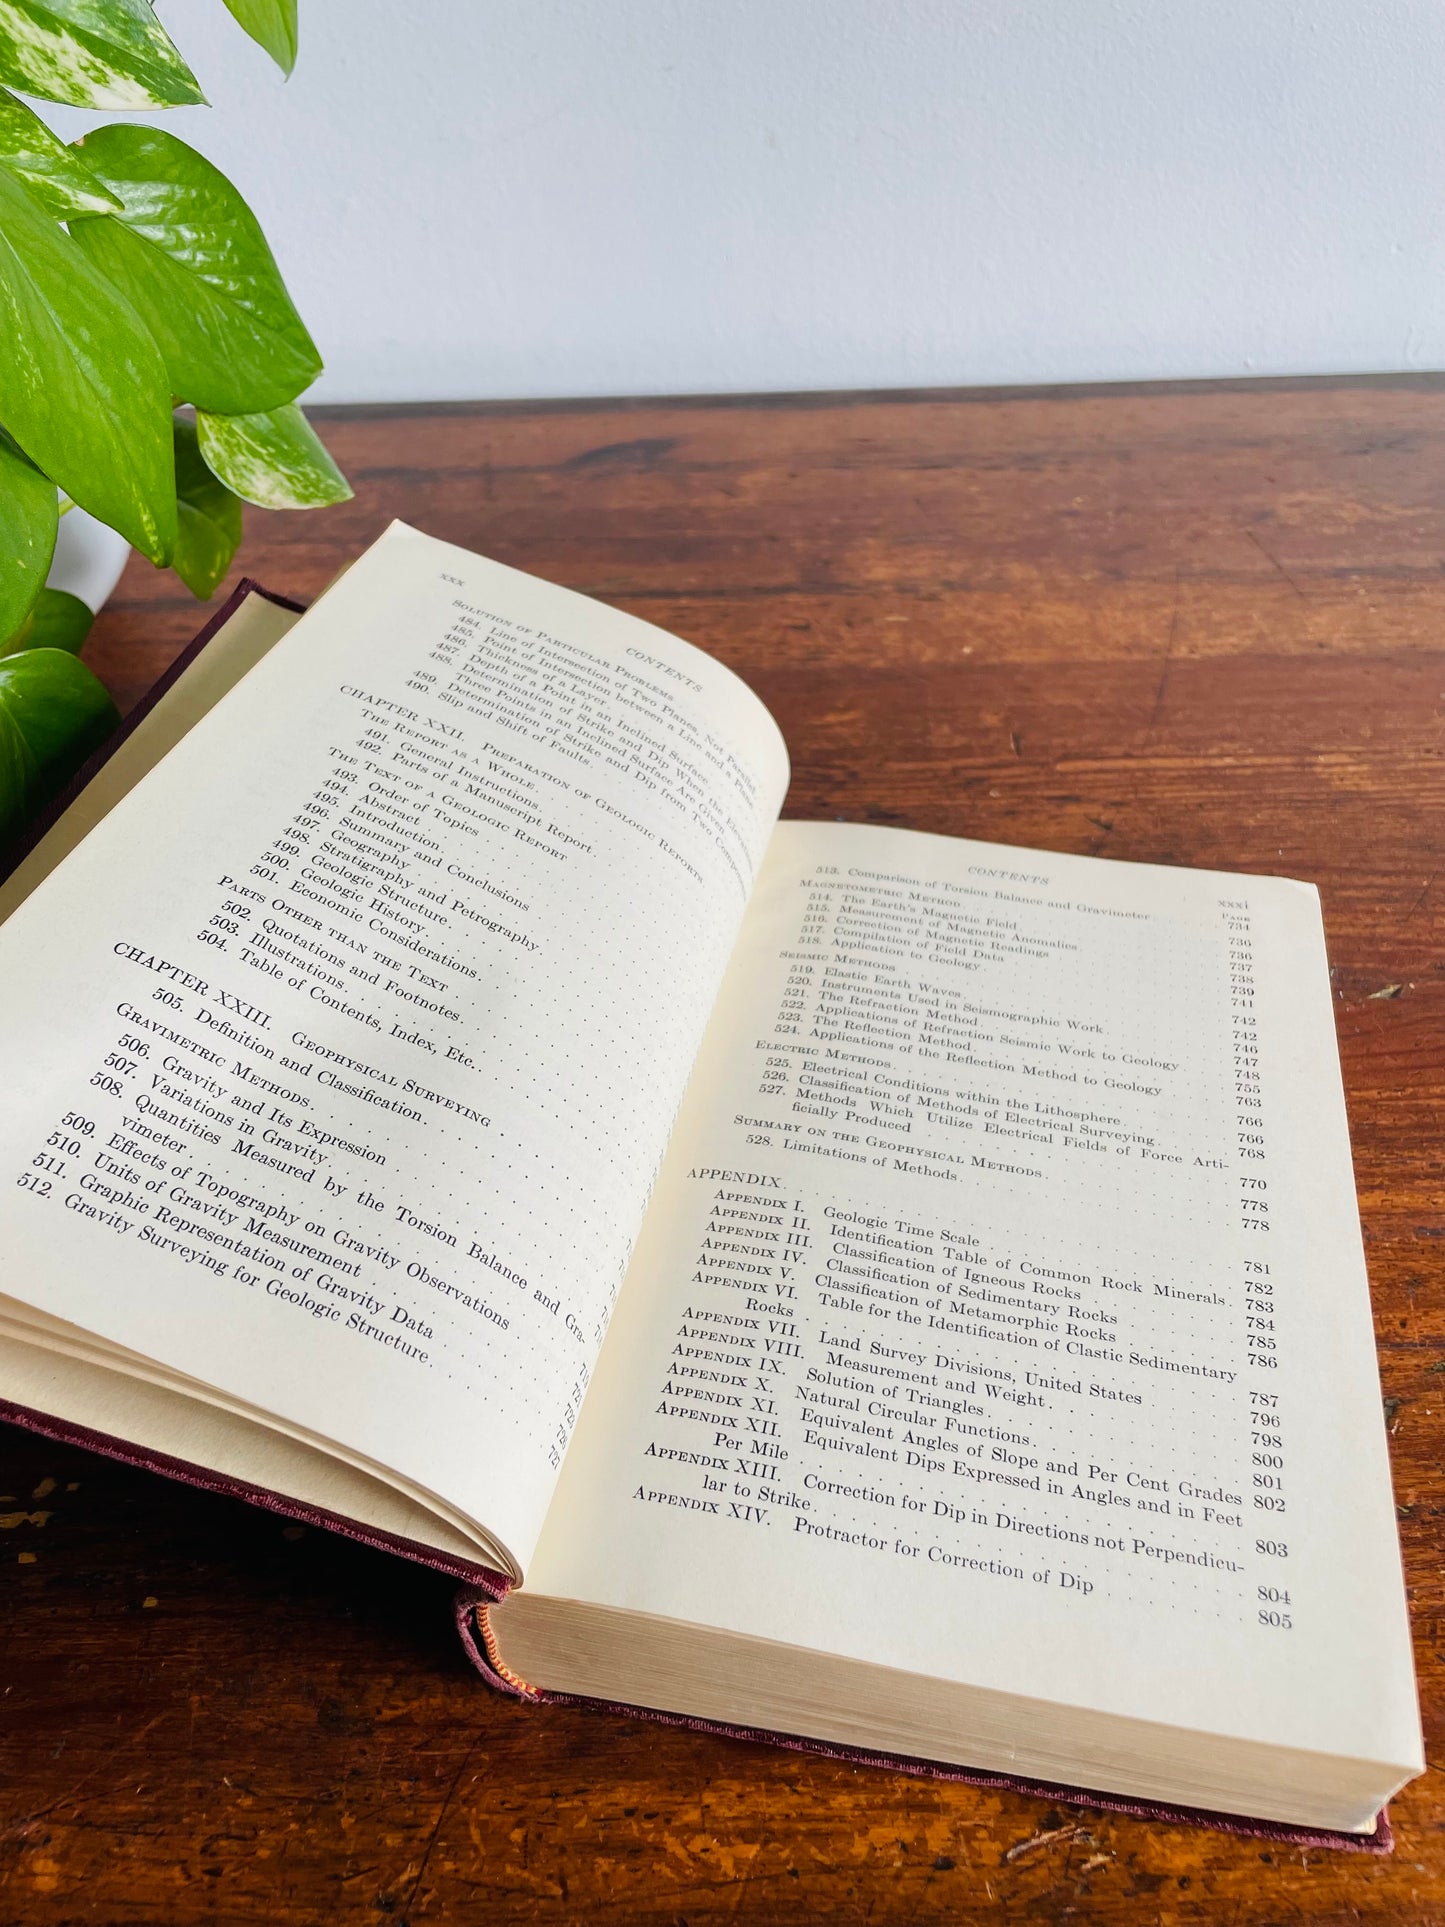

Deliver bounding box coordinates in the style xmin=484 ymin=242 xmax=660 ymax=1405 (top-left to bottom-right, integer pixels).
xmin=526 ymin=820 xmax=1420 ymax=1773
xmin=0 ymin=523 xmax=787 ymax=1575
xmin=0 ymin=1327 xmax=493 ymax=1571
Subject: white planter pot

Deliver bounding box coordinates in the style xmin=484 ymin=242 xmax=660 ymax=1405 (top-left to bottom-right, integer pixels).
xmin=46 ymin=506 xmax=131 ymax=616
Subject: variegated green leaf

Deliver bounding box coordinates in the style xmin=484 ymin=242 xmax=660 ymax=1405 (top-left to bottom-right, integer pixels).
xmin=196 ymin=401 xmax=350 ymax=510
xmin=0 ymin=0 xmax=203 ymax=109
xmin=0 ymin=697 xmax=32 ymax=827
xmin=221 ymin=0 xmax=296 ymax=76
xmin=0 ymin=159 xmax=176 ymax=562
xmin=1 ymin=585 xmax=93 ymax=654
xmin=171 ymin=412 xmax=240 ymax=597
xmin=70 ymin=125 xmax=321 ymax=413
xmin=0 ymin=426 xmax=56 ymax=640
xmin=0 ymin=642 xmax=117 ymax=840
xmin=0 ymin=84 xmax=121 ymax=214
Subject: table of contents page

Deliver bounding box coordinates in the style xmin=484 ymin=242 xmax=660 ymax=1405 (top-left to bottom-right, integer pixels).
xmin=0 ymin=526 xmax=789 ymax=1572
xmin=529 ymin=821 xmax=1420 ymax=1783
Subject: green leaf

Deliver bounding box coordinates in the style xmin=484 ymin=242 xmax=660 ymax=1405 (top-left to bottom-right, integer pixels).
xmin=1 ymin=584 xmax=93 ymax=654
xmin=0 ymin=160 xmax=176 ymax=563
xmin=0 ymin=700 xmax=32 ymax=824
xmin=196 ymin=402 xmax=350 ymax=511
xmin=69 ymin=126 xmax=321 ymax=415
xmin=0 ymin=85 xmax=121 ymax=214
xmin=171 ymin=412 xmax=240 ymax=597
xmin=0 ymin=426 xmax=57 ymax=639
xmin=0 ymin=0 xmax=203 ymax=109
xmin=0 ymin=643 xmax=117 ymax=840
xmin=221 ymin=0 xmax=296 ymax=75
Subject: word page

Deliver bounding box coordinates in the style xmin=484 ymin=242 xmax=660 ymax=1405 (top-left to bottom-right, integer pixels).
xmin=0 ymin=525 xmax=788 ymax=1571
xmin=532 ymin=820 xmax=1417 ymax=1769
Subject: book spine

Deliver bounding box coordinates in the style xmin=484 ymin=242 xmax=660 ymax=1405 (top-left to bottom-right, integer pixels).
xmin=454 ymin=1589 xmax=544 ymax=1700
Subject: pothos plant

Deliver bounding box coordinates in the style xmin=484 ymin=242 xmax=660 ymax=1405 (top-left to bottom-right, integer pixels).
xmin=0 ymin=0 xmax=350 ymax=844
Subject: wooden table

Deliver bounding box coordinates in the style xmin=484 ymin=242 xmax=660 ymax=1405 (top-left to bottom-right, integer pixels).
xmin=3 ymin=378 xmax=1442 ymax=1923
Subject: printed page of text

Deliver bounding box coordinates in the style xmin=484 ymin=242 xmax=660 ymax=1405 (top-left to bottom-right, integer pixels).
xmin=0 ymin=523 xmax=788 ymax=1573
xmin=530 ymin=820 xmax=1419 ymax=1769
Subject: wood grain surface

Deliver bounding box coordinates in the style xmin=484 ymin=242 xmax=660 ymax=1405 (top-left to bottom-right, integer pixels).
xmin=2 ymin=377 xmax=1442 ymax=1924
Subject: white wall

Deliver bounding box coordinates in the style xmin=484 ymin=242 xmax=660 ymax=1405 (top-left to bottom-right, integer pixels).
xmin=48 ymin=0 xmax=1445 ymax=402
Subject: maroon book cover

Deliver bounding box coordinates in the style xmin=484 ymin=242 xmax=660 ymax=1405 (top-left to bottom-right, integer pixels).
xmin=0 ymin=584 xmax=1394 ymax=1853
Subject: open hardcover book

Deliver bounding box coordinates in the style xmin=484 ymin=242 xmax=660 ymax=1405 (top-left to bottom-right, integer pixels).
xmin=0 ymin=522 xmax=1422 ymax=1842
